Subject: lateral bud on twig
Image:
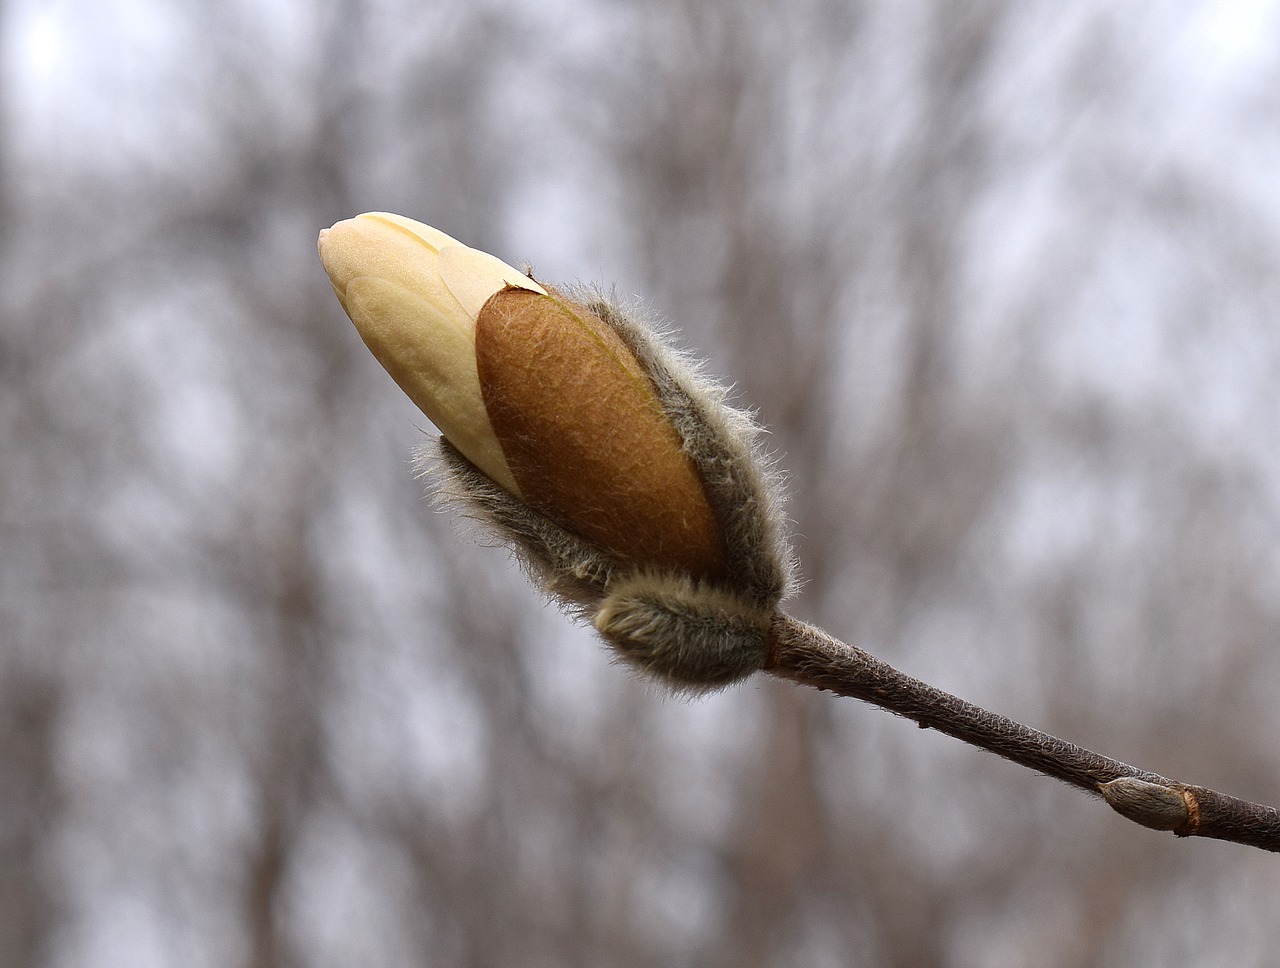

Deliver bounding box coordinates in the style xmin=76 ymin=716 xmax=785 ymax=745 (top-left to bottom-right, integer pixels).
xmin=1099 ymin=777 xmax=1191 ymax=832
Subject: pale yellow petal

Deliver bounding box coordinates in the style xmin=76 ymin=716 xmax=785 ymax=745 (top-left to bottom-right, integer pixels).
xmin=359 ymin=212 xmax=462 ymax=253
xmin=345 ymin=276 xmax=520 ymax=495
xmin=321 ymin=216 xmax=469 ymax=330
xmin=437 ymin=244 xmax=546 ymax=319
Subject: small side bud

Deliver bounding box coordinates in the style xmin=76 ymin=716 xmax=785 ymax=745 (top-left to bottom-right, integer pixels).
xmin=1100 ymin=777 xmax=1191 ymax=831
xmin=595 ymin=574 xmax=772 ymax=691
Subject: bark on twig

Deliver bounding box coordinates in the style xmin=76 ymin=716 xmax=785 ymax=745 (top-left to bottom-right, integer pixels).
xmin=765 ymin=613 xmax=1280 ymax=853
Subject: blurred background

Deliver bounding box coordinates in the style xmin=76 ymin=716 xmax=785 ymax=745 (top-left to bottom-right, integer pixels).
xmin=3 ymin=0 xmax=1280 ymax=965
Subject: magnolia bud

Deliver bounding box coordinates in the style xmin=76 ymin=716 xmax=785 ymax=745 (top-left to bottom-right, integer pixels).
xmin=320 ymin=212 xmax=795 ymax=690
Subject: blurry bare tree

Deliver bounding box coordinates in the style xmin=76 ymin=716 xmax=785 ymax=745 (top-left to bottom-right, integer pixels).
xmin=3 ymin=0 xmax=1280 ymax=966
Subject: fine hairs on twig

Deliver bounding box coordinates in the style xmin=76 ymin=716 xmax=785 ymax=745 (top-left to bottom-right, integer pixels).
xmin=766 ymin=616 xmax=1280 ymax=852
xmin=424 ymin=286 xmax=1280 ymax=854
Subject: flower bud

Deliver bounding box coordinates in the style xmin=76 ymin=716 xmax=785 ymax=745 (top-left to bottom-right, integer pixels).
xmin=320 ymin=212 xmax=795 ymax=690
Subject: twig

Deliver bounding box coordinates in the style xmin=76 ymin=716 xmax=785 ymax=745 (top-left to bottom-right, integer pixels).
xmin=765 ymin=612 xmax=1280 ymax=853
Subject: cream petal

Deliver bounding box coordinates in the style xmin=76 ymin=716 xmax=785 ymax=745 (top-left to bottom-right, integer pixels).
xmin=360 ymin=212 xmax=462 ymax=253
xmin=321 ymin=215 xmax=472 ymax=332
xmin=344 ymin=276 xmax=520 ymax=495
xmin=437 ymin=244 xmax=546 ymax=320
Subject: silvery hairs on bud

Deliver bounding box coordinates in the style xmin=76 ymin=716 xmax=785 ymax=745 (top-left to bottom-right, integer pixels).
xmin=422 ymin=285 xmax=795 ymax=692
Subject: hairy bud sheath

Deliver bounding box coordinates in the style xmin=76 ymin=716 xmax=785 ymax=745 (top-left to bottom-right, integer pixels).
xmin=320 ymin=212 xmax=793 ymax=690
xmin=476 ymin=288 xmax=726 ymax=581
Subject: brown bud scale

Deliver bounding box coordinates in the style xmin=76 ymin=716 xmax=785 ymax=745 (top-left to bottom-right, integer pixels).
xmin=475 ymin=287 xmax=726 ymax=580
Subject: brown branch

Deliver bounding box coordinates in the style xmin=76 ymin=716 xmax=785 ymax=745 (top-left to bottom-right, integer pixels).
xmin=765 ymin=612 xmax=1280 ymax=853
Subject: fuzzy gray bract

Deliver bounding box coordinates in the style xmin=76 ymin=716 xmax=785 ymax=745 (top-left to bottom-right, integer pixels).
xmin=595 ymin=573 xmax=771 ymax=691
